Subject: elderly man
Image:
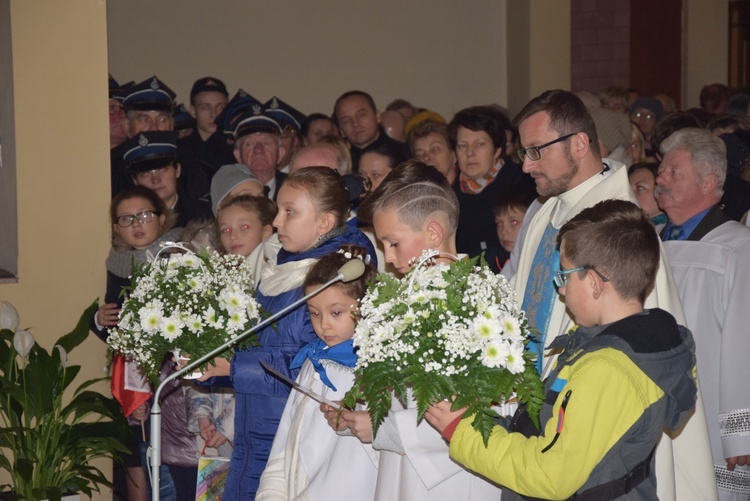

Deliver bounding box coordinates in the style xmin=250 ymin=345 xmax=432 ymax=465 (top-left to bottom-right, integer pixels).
xmin=111 ymin=76 xmax=209 ymax=201
xmin=506 ymin=89 xmax=717 ymax=500
xmin=110 ymin=76 xmax=176 ymax=197
xmin=333 ymin=90 xmax=410 ymax=172
xmin=656 ymin=128 xmax=750 ymax=500
xmin=232 ymin=107 xmax=287 ymax=199
xmin=264 ymin=96 xmax=306 ymax=173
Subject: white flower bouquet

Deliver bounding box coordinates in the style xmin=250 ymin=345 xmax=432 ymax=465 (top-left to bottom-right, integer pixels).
xmin=107 ymin=246 xmax=263 ymax=383
xmin=343 ymin=251 xmax=544 ymax=445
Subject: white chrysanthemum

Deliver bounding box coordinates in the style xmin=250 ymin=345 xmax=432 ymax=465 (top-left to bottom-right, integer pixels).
xmin=220 ymin=289 xmax=249 ymax=313
xmin=246 ymin=300 xmax=259 ymax=319
xmin=482 ymin=340 xmax=510 ymax=368
xmin=226 ymin=310 xmax=248 ymax=333
xmin=159 ymin=315 xmax=183 ymax=341
xmin=473 ymin=315 xmax=502 ymax=341
xmin=119 ymin=311 xmax=134 ymax=331
xmin=180 ymin=253 xmax=201 ymax=269
xmin=402 ymin=309 xmax=417 ymax=325
xmin=185 ymin=314 xmax=203 ymax=334
xmin=203 ymin=306 xmax=224 ymax=329
xmin=139 ymin=306 xmax=163 ymax=334
xmin=501 ymin=315 xmax=522 ymax=339
xmin=187 ymin=275 xmax=205 ymax=291
xmin=506 ymin=342 xmax=526 ymax=374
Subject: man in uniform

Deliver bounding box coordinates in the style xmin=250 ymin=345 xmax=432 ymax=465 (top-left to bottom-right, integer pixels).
xmin=112 ymin=76 xmax=209 ymax=202
xmin=123 ymin=130 xmax=212 ymax=227
xmin=232 ymin=107 xmax=287 ymax=200
xmin=178 ymin=77 xmax=231 ymax=181
xmin=263 ymin=96 xmax=306 ymax=174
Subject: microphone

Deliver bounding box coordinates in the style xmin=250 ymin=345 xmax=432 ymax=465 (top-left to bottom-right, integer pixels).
xmin=147 ymin=259 xmax=365 ymax=500
xmin=337 ymin=258 xmax=366 ymax=283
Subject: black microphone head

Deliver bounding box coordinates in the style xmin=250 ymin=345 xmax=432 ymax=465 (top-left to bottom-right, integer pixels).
xmin=337 ymin=259 xmax=366 ymax=282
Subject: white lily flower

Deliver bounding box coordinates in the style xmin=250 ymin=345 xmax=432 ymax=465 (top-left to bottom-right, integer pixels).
xmin=13 ymin=329 xmax=35 ymax=358
xmin=0 ymin=301 xmax=20 ymax=332
xmin=55 ymin=345 xmax=68 ymax=368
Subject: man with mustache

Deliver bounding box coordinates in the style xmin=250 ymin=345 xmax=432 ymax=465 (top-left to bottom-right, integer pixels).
xmin=657 ymin=127 xmax=750 ymax=500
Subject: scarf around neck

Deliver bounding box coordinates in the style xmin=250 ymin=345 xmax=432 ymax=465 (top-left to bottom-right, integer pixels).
xmin=105 ymin=227 xmax=183 ymax=279
xmin=459 ymin=160 xmax=502 ymax=194
xmin=289 ymin=338 xmax=357 ymax=391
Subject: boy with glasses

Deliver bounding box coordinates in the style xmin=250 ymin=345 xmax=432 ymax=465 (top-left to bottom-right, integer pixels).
xmin=427 ymin=200 xmax=698 ymax=501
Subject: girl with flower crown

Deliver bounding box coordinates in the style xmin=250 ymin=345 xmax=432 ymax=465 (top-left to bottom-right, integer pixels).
xmin=256 ymin=245 xmax=379 ymax=500
xmin=198 ymin=167 xmax=377 ymax=500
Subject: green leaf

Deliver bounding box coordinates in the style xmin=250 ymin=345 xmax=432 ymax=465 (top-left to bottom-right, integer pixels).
xmin=55 ymin=300 xmax=98 ymax=353
xmin=16 ymin=458 xmax=33 ymax=483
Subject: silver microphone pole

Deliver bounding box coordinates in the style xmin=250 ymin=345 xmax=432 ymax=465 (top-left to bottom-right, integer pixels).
xmin=149 ymin=259 xmax=365 ymax=500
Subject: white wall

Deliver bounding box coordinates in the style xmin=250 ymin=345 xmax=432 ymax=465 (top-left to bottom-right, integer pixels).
xmin=683 ymin=0 xmax=729 ymax=109
xmin=107 ymin=0 xmax=510 ymax=120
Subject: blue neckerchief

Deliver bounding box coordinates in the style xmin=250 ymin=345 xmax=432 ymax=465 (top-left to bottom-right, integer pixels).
xmin=521 ymin=223 xmax=560 ymax=374
xmin=651 ymin=213 xmax=668 ymax=226
xmin=662 ymin=207 xmax=711 ymax=241
xmin=289 ymin=339 xmax=357 ymax=391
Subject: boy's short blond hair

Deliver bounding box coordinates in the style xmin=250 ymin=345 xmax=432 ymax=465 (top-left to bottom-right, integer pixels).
xmin=557 ymin=200 xmax=659 ymax=303
xmin=358 ymin=159 xmax=459 ymax=235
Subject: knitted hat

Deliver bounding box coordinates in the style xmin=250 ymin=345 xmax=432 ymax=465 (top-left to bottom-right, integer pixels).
xmin=404 ymin=110 xmax=447 ymax=137
xmin=210 ymin=163 xmax=263 ymax=215
xmin=630 ymin=97 xmax=664 ymax=120
xmin=590 ymin=107 xmax=631 ymax=153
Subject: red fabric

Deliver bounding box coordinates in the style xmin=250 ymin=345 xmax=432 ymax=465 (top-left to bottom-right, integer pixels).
xmin=441 ymin=415 xmax=463 ymax=442
xmin=110 ymin=353 xmax=151 ymax=417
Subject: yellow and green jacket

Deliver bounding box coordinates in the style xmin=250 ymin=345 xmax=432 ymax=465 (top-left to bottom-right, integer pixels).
xmin=449 ymin=309 xmax=697 ymax=501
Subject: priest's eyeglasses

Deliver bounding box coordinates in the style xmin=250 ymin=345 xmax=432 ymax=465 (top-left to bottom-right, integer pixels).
xmin=116 ymin=210 xmax=159 ymax=228
xmin=516 ymin=133 xmax=578 ymax=162
xmin=553 ymin=265 xmax=610 ymax=288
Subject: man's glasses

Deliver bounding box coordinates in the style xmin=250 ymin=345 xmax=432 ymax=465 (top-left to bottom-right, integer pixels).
xmin=553 ymin=265 xmax=609 ymax=288
xmin=516 ymin=133 xmax=578 ymax=162
xmin=116 ymin=210 xmax=158 ymax=228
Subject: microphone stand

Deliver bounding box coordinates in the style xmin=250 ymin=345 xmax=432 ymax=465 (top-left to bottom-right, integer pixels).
xmin=149 ymin=260 xmax=365 ymax=500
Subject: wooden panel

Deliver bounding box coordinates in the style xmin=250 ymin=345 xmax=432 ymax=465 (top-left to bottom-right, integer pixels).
xmin=630 ymin=0 xmax=683 ymax=107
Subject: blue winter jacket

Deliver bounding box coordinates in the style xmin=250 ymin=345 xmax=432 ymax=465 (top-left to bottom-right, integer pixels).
xmin=222 ymin=225 xmax=376 ymax=500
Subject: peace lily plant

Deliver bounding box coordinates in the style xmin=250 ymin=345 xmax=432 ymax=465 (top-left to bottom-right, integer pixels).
xmin=0 ymin=300 xmax=128 ymax=501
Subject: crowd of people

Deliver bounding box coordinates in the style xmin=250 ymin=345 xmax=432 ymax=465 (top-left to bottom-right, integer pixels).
xmin=97 ymin=74 xmax=750 ymax=501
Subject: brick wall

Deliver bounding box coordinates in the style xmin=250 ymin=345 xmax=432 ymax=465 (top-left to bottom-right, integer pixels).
xmin=571 ymin=0 xmax=631 ymax=94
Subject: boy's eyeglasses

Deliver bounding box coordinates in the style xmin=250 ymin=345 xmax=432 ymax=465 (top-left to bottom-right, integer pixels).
xmin=116 ymin=210 xmax=158 ymax=228
xmin=553 ymin=265 xmax=610 ymax=288
xmin=516 ymin=133 xmax=578 ymax=162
